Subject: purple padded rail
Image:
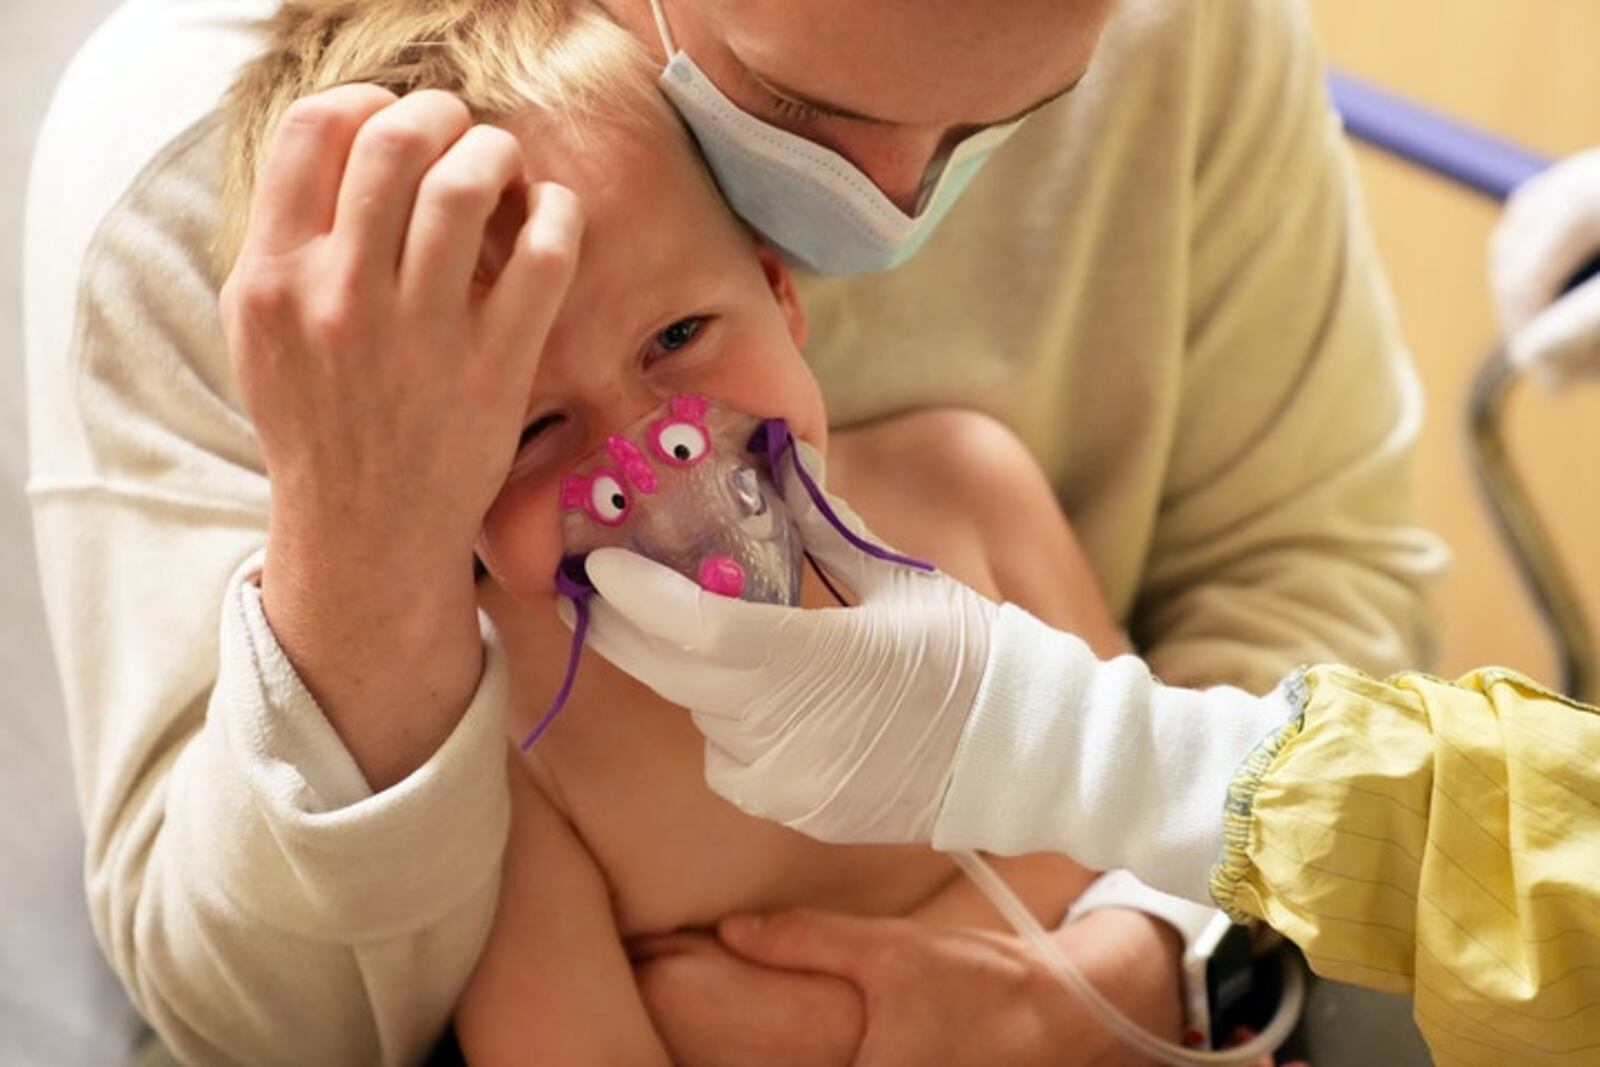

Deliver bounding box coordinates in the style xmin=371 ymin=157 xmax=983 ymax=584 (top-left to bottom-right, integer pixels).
xmin=1327 ymin=73 xmax=1600 ymax=293
xmin=1327 ymin=70 xmax=1549 ymax=202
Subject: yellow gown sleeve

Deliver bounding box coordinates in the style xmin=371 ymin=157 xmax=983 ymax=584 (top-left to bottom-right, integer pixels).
xmin=1209 ymin=665 xmax=1600 ymax=1066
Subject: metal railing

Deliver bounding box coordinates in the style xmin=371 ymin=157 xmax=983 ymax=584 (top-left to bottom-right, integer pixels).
xmin=1328 ymin=72 xmax=1596 ymax=702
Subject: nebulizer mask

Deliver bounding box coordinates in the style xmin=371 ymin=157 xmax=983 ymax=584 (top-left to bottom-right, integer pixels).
xmin=559 ymin=395 xmax=804 ymax=606
xmin=526 ymin=395 xmax=1302 ymax=1067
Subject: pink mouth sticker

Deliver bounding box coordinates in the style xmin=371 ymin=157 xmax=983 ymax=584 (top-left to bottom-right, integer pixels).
xmin=697 ymin=555 xmax=746 ymax=598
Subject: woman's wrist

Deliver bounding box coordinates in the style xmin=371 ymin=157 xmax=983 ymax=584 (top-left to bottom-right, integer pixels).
xmin=261 ymin=516 xmax=486 ymax=791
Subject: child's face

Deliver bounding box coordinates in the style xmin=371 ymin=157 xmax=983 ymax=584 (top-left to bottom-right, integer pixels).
xmin=477 ymin=110 xmax=825 ymax=600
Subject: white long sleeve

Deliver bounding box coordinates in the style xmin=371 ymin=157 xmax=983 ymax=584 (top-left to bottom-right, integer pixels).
xmin=25 ymin=4 xmax=511 ymax=1063
xmin=931 ymin=605 xmax=1296 ymax=901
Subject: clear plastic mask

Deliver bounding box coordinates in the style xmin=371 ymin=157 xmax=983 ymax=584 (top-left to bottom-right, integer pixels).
xmin=558 ymin=395 xmax=803 ymax=606
xmin=526 ymin=402 xmax=932 ymax=750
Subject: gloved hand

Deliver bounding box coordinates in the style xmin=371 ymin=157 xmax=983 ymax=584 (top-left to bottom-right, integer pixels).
xmin=574 ymin=440 xmax=996 ymax=843
xmin=572 ymin=441 xmax=1295 ymax=902
xmin=1490 ymin=147 xmax=1600 ymax=388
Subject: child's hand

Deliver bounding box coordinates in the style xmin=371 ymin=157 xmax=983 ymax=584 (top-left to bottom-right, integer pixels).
xmin=219 ymin=85 xmax=583 ymax=788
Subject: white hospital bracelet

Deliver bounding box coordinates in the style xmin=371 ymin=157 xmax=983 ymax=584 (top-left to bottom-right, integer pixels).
xmin=1067 ymin=869 xmax=1235 ymax=1049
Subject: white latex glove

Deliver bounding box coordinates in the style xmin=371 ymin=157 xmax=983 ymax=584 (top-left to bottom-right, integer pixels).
xmin=1490 ymin=147 xmax=1600 ymax=388
xmin=573 ymin=441 xmax=1296 ymax=899
xmin=576 ymin=439 xmax=994 ymax=843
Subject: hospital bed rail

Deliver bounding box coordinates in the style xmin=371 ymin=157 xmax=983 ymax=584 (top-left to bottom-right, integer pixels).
xmin=1328 ymin=71 xmax=1599 ymax=703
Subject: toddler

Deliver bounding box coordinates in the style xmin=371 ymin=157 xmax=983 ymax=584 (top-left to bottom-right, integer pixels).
xmin=223 ymin=3 xmax=1141 ymax=1063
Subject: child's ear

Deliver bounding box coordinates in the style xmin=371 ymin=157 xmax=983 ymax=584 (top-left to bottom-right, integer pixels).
xmin=755 ymin=242 xmax=808 ymax=349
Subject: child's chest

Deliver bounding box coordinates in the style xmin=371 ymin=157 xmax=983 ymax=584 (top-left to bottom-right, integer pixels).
xmin=521 ymin=645 xmax=959 ymax=938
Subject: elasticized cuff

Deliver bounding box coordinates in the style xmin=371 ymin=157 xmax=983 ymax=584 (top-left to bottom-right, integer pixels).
xmin=1209 ymin=670 xmax=1310 ymax=921
xmin=180 ymin=553 xmax=512 ymax=942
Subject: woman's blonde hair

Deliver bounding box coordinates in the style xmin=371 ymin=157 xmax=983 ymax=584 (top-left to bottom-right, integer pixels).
xmin=218 ymin=0 xmax=661 ymax=271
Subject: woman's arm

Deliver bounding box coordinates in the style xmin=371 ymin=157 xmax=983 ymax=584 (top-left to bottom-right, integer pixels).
xmin=25 ymin=17 xmax=570 ymax=1058
xmin=456 ymin=754 xmax=672 ymax=1067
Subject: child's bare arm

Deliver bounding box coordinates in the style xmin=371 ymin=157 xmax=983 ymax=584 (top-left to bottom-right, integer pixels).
xmin=454 ymin=752 xmax=671 ymax=1067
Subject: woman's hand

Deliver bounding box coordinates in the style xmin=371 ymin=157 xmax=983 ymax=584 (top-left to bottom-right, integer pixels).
xmin=711 ymin=907 xmax=1185 ymax=1067
xmin=220 ymin=84 xmax=583 ymax=788
xmin=630 ymin=930 xmax=864 ymax=1067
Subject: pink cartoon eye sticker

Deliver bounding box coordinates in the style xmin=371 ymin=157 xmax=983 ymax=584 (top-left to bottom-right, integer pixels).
xmin=587 ymin=473 xmax=630 ymax=524
xmin=562 ymin=469 xmax=632 ymax=526
xmin=650 ymin=418 xmax=710 ymax=467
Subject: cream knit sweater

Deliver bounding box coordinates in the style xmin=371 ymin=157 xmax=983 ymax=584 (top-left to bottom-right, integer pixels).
xmin=23 ymin=0 xmax=1443 ymax=1063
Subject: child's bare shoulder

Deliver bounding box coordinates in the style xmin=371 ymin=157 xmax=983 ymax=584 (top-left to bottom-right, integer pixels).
xmin=830 ymin=408 xmax=1058 ymax=558
xmin=832 ymin=408 xmax=1122 ymax=652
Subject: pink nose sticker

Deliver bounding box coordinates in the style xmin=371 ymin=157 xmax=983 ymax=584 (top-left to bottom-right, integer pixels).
xmin=697 ymin=555 xmax=746 ymax=599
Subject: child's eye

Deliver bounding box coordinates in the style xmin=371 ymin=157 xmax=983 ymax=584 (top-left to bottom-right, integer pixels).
xmin=658 ymin=317 xmax=704 ymax=350
xmin=645 ymin=316 xmax=708 ymax=366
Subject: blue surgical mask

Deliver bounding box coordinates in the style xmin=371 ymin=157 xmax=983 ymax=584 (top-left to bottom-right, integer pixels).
xmin=648 ymin=0 xmax=1022 ymax=276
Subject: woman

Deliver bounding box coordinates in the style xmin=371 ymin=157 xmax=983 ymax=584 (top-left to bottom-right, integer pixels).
xmin=25 ymin=0 xmax=1436 ymax=1061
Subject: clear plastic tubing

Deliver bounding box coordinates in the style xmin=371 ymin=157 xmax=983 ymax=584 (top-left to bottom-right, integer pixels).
xmin=952 ymin=850 xmax=1305 ymax=1067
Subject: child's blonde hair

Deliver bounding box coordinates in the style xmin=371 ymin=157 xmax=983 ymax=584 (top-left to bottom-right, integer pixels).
xmin=218 ymin=0 xmax=662 ymax=271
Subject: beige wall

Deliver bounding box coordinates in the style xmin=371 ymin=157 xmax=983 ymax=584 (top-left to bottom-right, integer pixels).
xmin=1307 ymin=1 xmax=1600 ymax=687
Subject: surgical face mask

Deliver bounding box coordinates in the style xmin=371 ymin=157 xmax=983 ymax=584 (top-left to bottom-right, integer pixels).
xmin=558 ymin=394 xmax=803 ymax=607
xmin=647 ymin=0 xmax=1022 ymax=276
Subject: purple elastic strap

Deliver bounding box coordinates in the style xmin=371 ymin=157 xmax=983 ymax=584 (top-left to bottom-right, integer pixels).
xmin=520 ymin=557 xmax=594 ymax=751
xmin=756 ymin=418 xmax=936 ymax=574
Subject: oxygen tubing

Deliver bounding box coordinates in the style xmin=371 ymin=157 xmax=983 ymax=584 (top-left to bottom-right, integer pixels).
xmin=953 ymin=850 xmax=1304 ymax=1066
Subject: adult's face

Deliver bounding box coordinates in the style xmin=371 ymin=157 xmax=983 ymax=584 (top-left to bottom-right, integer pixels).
xmin=601 ymin=0 xmax=1118 ymax=213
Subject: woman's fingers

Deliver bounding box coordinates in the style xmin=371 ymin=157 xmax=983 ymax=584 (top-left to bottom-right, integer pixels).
xmin=400 ymin=123 xmax=527 ymax=316
xmin=718 ymin=910 xmax=884 ymax=984
xmin=481 ymin=181 xmax=584 ymax=373
xmin=332 ymin=89 xmax=474 ymax=279
xmin=244 ymin=83 xmax=397 ymax=256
